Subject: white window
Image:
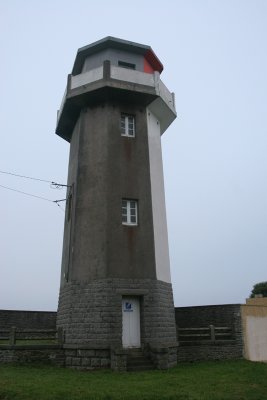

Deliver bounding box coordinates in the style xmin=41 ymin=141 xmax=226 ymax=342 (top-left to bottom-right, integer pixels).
xmin=122 ymin=199 xmax=138 ymax=226
xmin=121 ymin=114 xmax=135 ymax=137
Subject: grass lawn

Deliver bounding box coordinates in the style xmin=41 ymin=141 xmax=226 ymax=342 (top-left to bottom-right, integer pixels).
xmin=0 ymin=360 xmax=266 ymax=400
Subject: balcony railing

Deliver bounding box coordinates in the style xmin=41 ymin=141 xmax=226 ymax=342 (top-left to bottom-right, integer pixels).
xmin=110 ymin=65 xmax=155 ymax=87
xmin=57 ymin=63 xmax=176 ymax=124
xmin=71 ymin=66 xmax=104 ymax=89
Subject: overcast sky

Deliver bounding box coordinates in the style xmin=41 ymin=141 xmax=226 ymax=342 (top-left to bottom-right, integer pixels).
xmin=1 ymin=0 xmax=266 ymax=311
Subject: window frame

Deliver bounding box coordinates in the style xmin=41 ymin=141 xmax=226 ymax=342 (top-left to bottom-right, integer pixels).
xmin=121 ymin=113 xmax=135 ymax=138
xmin=118 ymin=60 xmax=136 ymax=70
xmin=122 ymin=199 xmax=138 ymax=226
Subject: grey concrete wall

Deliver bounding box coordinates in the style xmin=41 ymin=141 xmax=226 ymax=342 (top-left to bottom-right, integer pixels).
xmin=60 ymin=117 xmax=81 ymax=284
xmin=81 ymin=49 xmax=144 ymax=73
xmin=0 ymin=310 xmax=56 ymax=330
xmin=60 ymin=101 xmax=157 ymax=285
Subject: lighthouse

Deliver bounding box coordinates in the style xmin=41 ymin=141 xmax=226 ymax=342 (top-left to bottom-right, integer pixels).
xmin=56 ymin=37 xmax=177 ymax=370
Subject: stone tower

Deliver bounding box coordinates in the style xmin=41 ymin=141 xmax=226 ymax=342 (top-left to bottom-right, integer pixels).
xmin=56 ymin=37 xmax=177 ymax=370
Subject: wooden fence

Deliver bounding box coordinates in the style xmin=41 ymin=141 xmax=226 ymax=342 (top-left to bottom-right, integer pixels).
xmin=1 ymin=325 xmax=233 ymax=346
xmin=177 ymin=325 xmax=233 ymax=344
xmin=0 ymin=327 xmax=64 ymax=345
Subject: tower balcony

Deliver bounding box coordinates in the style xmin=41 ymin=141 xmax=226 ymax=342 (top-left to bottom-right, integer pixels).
xmin=56 ymin=61 xmax=176 ymax=142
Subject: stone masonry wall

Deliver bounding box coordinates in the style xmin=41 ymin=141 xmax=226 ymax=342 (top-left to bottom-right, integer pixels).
xmin=176 ymin=342 xmax=243 ymax=362
xmin=57 ymin=278 xmax=177 ymax=353
xmin=0 ymin=303 xmax=245 ymax=368
xmin=0 ymin=345 xmax=64 ymax=366
xmin=175 ymin=304 xmax=243 ymax=362
xmin=0 ymin=310 xmax=57 ymax=330
xmin=64 ymin=346 xmax=111 ymax=369
xmin=175 ymin=304 xmax=242 ymax=329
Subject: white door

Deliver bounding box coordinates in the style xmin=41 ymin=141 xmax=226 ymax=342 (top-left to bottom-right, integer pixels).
xmin=122 ymin=297 xmax=141 ymax=348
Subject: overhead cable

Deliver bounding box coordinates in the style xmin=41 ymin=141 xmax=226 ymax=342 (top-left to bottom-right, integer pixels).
xmin=0 ymin=169 xmax=70 ymax=188
xmin=0 ymin=170 xmax=51 ymax=183
xmin=0 ymin=183 xmax=67 ymax=209
xmin=0 ymin=184 xmax=52 ymax=202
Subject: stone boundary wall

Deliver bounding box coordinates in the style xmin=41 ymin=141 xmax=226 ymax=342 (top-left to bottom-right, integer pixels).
xmin=0 ymin=345 xmax=176 ymax=371
xmin=0 ymin=345 xmax=113 ymax=370
xmin=175 ymin=304 xmax=242 ymax=329
xmin=177 ymin=341 xmax=242 ymax=362
xmin=0 ymin=345 xmax=128 ymax=371
xmin=175 ymin=304 xmax=243 ymax=362
xmin=0 ymin=310 xmax=57 ymax=330
xmin=0 ymin=345 xmax=64 ymax=366
xmin=0 ymin=304 xmax=245 ymax=367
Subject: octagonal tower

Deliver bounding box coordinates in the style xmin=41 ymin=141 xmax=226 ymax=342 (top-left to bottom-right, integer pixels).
xmin=56 ymin=37 xmax=177 ymax=370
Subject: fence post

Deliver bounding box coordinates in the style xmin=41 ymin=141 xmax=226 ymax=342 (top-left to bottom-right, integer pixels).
xmin=9 ymin=326 xmax=16 ymax=345
xmin=57 ymin=327 xmax=64 ymax=345
xmin=209 ymin=325 xmax=215 ymax=342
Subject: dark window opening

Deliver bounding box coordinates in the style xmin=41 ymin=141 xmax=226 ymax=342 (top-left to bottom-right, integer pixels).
xmin=118 ymin=61 xmax=136 ymax=70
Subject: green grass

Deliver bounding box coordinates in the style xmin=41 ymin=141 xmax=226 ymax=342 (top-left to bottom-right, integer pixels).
xmin=0 ymin=360 xmax=266 ymax=400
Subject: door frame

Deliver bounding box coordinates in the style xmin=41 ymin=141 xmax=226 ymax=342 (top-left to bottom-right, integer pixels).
xmin=122 ymin=296 xmax=141 ymax=348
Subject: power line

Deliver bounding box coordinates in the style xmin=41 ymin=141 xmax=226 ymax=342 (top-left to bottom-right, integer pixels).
xmin=0 ymin=170 xmax=51 ymax=183
xmin=0 ymin=169 xmax=70 ymax=188
xmin=0 ymin=169 xmax=71 ymax=213
xmin=0 ymin=184 xmax=53 ymax=202
xmin=0 ymin=183 xmax=67 ymax=214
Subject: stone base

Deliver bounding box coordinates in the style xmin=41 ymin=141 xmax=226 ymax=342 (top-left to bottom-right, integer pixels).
xmin=57 ymin=278 xmax=177 ymax=369
xmin=64 ymin=346 xmax=111 ymax=369
xmin=149 ymin=344 xmax=178 ymax=369
xmin=63 ymin=344 xmax=177 ymax=371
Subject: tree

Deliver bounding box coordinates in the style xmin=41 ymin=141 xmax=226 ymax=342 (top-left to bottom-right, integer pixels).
xmin=250 ymin=281 xmax=267 ymax=298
